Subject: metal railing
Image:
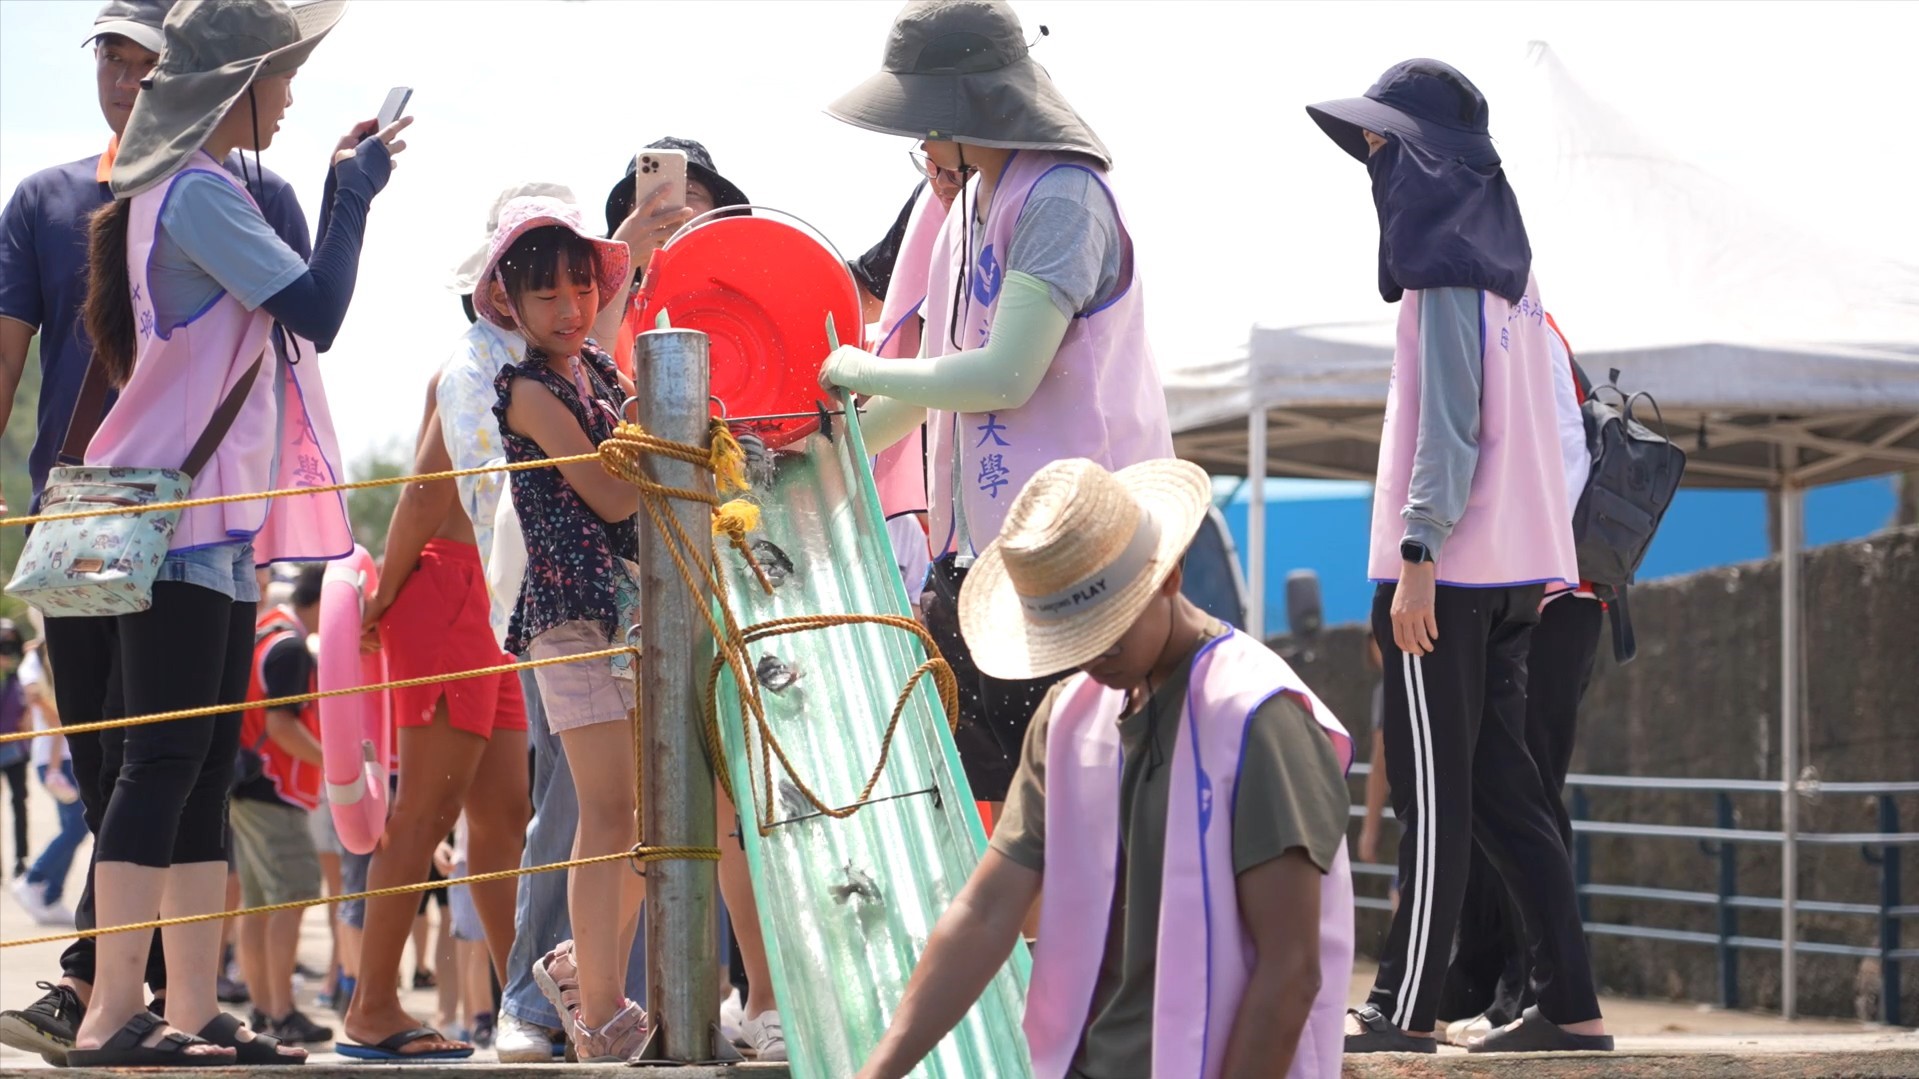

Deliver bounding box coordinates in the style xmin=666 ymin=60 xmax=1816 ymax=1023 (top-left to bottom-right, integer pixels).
xmin=1347 ymin=763 xmax=1919 ymax=1023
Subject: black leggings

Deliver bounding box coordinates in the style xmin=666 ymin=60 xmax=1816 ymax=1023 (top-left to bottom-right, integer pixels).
xmin=53 ymin=581 xmax=253 ymax=869
xmin=3 ymin=758 xmax=27 ymax=872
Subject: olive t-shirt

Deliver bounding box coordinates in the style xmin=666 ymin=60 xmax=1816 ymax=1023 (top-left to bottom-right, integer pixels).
xmin=988 ymin=625 xmax=1350 ymax=1079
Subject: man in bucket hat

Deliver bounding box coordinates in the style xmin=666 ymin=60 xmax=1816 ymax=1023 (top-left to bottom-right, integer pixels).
xmin=857 ymin=459 xmax=1355 ymax=1079
xmin=1306 ymin=61 xmax=1612 ymax=1054
xmin=818 ymin=0 xmax=1173 ymax=824
xmin=0 ymin=0 xmax=312 ymax=1065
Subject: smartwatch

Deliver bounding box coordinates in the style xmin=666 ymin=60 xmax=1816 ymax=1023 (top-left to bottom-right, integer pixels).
xmin=1400 ymin=540 xmax=1433 ymax=564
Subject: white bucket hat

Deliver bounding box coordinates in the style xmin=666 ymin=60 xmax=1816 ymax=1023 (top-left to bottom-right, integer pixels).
xmin=958 ymin=458 xmax=1211 ymax=680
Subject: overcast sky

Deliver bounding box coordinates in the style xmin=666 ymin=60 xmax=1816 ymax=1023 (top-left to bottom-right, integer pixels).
xmin=4 ymin=0 xmax=1914 ymax=467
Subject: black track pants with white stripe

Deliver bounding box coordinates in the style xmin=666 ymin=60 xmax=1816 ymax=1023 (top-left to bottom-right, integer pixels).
xmin=1363 ymin=582 xmax=1603 ymax=1033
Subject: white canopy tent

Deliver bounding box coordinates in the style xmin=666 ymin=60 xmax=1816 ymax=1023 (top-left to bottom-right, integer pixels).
xmin=1164 ymin=43 xmax=1919 ymax=1017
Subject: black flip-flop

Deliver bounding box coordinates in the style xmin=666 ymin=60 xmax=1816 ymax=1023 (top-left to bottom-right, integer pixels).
xmin=199 ymin=1012 xmax=307 ymax=1065
xmin=66 ymin=1010 xmax=237 ymax=1068
xmin=1469 ymin=1006 xmax=1615 ymax=1053
xmin=337 ymin=1026 xmax=475 ymax=1062
xmin=1344 ymin=1004 xmax=1438 ymax=1054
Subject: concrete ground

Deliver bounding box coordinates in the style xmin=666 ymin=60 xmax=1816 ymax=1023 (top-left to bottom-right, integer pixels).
xmin=5 ymin=771 xmax=1916 ymax=1076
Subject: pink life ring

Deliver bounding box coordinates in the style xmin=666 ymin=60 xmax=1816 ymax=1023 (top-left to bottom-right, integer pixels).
xmin=317 ymin=545 xmax=391 ymax=855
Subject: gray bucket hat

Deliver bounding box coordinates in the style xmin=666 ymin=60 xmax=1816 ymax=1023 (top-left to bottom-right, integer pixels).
xmin=86 ymin=0 xmax=174 ymax=53
xmin=827 ymin=0 xmax=1111 ymax=168
xmin=110 ymin=0 xmax=347 ymax=198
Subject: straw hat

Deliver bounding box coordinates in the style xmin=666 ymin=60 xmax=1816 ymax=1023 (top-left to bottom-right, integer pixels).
xmin=959 ymin=458 xmax=1211 ymax=680
xmin=110 ymin=0 xmax=347 ymax=198
xmin=447 ymin=181 xmax=580 ymax=294
xmin=471 ymin=196 xmax=629 ymax=332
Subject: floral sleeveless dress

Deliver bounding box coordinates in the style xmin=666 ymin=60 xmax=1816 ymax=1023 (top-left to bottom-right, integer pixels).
xmin=493 ymin=344 xmax=641 ymax=679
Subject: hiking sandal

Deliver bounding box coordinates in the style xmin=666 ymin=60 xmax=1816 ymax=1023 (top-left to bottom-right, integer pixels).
xmin=66 ymin=1011 xmax=236 ymax=1067
xmin=570 ymin=1000 xmax=649 ymax=1064
xmin=532 ymin=940 xmax=584 ymax=1022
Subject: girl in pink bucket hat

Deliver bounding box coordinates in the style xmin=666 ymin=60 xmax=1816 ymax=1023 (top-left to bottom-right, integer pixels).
xmin=477 ymin=196 xmax=659 ymax=1060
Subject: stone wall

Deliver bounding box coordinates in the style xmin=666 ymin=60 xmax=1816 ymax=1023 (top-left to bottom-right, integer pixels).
xmin=1273 ymin=527 xmax=1919 ymax=1023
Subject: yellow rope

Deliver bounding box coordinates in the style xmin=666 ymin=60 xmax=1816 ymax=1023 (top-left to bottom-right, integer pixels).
xmin=0 ymin=452 xmax=603 ymax=529
xmin=0 ymin=647 xmax=639 ymax=744
xmin=0 ymin=845 xmax=718 ymax=949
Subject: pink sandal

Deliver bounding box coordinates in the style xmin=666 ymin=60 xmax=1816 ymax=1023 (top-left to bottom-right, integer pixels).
xmin=531 ymin=940 xmax=583 ymax=1022
xmin=571 ymin=999 xmax=649 ymax=1064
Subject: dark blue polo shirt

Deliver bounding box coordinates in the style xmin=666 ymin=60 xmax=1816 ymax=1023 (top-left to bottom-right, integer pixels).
xmin=0 ymin=147 xmax=311 ymax=508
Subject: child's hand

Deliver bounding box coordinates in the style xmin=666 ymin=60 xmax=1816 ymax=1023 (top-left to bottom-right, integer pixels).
xmin=432 ymin=840 xmax=456 ymax=876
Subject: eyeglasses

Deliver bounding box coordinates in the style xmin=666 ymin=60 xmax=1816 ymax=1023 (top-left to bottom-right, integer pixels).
xmin=908 ymin=149 xmax=969 ymax=185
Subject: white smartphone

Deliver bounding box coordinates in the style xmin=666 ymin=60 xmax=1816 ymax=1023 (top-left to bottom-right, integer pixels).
xmin=376 ymin=86 xmax=412 ymax=130
xmin=634 ymin=148 xmax=688 ymax=214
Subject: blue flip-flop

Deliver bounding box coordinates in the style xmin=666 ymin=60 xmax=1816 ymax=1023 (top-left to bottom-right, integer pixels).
xmin=336 ymin=1026 xmax=474 ymax=1063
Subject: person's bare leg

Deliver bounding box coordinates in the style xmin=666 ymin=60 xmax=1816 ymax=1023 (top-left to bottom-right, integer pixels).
xmin=435 ymin=912 xmax=459 ymax=1033
xmin=152 ymin=861 xmax=229 ymax=1036
xmin=73 ymin=861 xmax=230 ymax=1060
xmin=459 ymin=727 xmax=529 ymax=981
xmin=318 ymin=850 xmax=342 ymax=999
xmin=716 ymin=783 xmax=776 ymax=1019
xmin=458 ymin=938 xmax=491 ymax=1029
xmin=342 ymin=705 xmax=486 ymax=1053
xmin=411 ymin=911 xmax=433 ymax=984
xmin=556 ymin=720 xmax=642 ymax=1028
xmin=237 ymin=912 xmax=276 ymax=1018
xmin=264 ymin=909 xmax=303 ymax=1022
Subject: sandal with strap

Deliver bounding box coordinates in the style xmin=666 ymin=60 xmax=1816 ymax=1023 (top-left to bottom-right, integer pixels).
xmin=198 ymin=1012 xmax=307 ymax=1065
xmin=1344 ymin=1004 xmax=1438 ymax=1054
xmin=1468 ymin=1006 xmax=1615 ymax=1053
xmin=570 ymin=1000 xmax=649 ymax=1064
xmin=67 ymin=1011 xmax=237 ymax=1068
xmin=532 ymin=940 xmax=583 ymax=1023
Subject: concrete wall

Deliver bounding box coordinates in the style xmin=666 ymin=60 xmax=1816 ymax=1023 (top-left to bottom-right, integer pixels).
xmin=1274 ymin=526 xmax=1919 ymax=1023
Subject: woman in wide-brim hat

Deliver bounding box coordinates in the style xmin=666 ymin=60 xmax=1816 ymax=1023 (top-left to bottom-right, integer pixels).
xmin=70 ymin=0 xmax=411 ymax=1066
xmin=816 ymin=0 xmax=1175 ymax=815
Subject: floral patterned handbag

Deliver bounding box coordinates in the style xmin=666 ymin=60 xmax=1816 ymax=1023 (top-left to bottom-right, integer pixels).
xmin=6 ymin=343 xmax=272 ymax=618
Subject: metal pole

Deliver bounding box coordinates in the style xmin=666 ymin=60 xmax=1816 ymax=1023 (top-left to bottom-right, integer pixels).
xmin=635 ymin=327 xmax=720 ymax=1060
xmin=1779 ymin=480 xmax=1804 ymax=1020
xmin=1247 ymin=408 xmax=1268 ymax=640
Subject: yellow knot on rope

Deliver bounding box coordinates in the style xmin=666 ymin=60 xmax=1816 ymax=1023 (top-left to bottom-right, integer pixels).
xmin=713 ymin=499 xmax=761 ymax=540
xmin=708 ymin=419 xmax=751 ymax=494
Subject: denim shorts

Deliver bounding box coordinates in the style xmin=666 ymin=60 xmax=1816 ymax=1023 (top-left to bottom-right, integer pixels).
xmin=156 ymin=541 xmax=260 ymax=603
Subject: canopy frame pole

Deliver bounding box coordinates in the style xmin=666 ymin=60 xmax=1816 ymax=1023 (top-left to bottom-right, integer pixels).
xmin=1247 ymin=408 xmax=1268 ymax=639
xmin=1779 ymin=477 xmax=1804 ymax=1020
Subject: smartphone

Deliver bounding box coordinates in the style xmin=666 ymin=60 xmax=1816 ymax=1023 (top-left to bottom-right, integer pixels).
xmin=376 ymin=86 xmax=412 ymax=130
xmin=634 ymin=148 xmax=688 ymax=214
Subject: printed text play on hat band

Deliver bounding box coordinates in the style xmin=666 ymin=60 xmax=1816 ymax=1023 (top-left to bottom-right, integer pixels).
xmin=1018 ymin=511 xmax=1161 ymax=622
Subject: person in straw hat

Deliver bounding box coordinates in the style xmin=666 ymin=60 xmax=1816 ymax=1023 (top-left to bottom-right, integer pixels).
xmin=1305 ymin=61 xmax=1611 ymax=1054
xmin=818 ymin=0 xmax=1174 ymax=828
xmin=857 ymin=459 xmax=1356 ymax=1079
xmin=61 ymin=0 xmax=408 ymax=1065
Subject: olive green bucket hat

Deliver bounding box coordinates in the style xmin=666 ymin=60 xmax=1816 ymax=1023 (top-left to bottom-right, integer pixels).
xmin=827 ymin=0 xmax=1111 ymax=167
xmin=111 ymin=0 xmax=347 ymax=198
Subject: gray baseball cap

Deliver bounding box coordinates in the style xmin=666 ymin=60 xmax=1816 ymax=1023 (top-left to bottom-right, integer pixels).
xmin=87 ymin=0 xmax=174 ymax=54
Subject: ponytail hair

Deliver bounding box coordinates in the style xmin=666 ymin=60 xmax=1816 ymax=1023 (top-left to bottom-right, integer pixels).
xmin=83 ymin=200 xmax=137 ymax=387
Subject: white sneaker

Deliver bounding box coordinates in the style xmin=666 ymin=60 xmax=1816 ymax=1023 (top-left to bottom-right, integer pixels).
xmin=495 ymin=1010 xmax=565 ymax=1064
xmin=8 ymin=877 xmax=67 ymax=925
xmin=741 ymin=1010 xmax=785 ymax=1062
xmin=719 ymin=988 xmax=746 ymax=1047
xmin=1446 ymin=1012 xmax=1494 ymax=1046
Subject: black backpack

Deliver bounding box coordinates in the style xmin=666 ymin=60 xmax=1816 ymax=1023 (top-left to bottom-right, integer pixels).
xmin=1569 ymin=362 xmax=1687 ymax=663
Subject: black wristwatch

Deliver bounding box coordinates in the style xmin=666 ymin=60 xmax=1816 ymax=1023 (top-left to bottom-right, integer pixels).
xmin=1400 ymin=540 xmax=1434 ymax=564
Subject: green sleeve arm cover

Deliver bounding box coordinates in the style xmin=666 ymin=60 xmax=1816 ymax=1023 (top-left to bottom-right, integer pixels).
xmin=823 ymin=270 xmax=1071 ymax=412
xmin=857 ymin=395 xmax=929 ymax=455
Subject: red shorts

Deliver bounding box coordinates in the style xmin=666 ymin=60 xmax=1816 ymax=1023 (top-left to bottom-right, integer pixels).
xmin=381 ymin=539 xmax=527 ymax=738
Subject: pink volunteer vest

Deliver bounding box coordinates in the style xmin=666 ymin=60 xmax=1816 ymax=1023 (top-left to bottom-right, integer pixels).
xmin=88 ymin=155 xmax=353 ymax=563
xmin=1367 ymin=281 xmax=1578 ymax=588
xmin=868 ymin=183 xmax=946 ymax=524
xmin=1027 ymin=630 xmax=1355 ymax=1079
xmin=920 ymin=151 xmax=1173 ymax=558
